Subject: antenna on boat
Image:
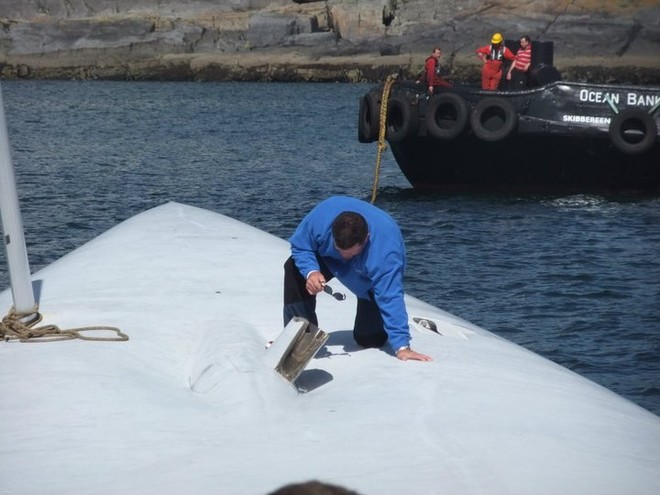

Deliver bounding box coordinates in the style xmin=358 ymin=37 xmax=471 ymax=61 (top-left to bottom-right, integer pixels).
xmin=0 ymin=83 xmax=36 ymax=314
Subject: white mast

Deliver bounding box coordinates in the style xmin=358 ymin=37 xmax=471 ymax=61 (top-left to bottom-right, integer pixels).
xmin=0 ymin=83 xmax=36 ymax=313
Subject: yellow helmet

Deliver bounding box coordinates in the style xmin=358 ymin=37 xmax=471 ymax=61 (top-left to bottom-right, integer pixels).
xmin=491 ymin=33 xmax=503 ymax=44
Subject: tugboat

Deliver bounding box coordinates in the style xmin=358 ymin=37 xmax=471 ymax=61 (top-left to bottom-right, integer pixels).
xmin=358 ymin=41 xmax=660 ymax=193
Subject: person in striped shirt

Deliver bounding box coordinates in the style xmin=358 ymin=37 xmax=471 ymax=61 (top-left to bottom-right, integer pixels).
xmin=507 ymin=35 xmax=532 ymax=89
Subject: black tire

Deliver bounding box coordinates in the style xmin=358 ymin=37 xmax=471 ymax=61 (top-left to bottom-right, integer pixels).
xmin=425 ymin=93 xmax=468 ymax=140
xmin=386 ymin=95 xmax=418 ymax=142
xmin=358 ymin=93 xmax=380 ymax=143
xmin=470 ymin=97 xmax=518 ymax=142
xmin=357 ymin=95 xmax=372 ymax=143
xmin=609 ymin=108 xmax=658 ymax=155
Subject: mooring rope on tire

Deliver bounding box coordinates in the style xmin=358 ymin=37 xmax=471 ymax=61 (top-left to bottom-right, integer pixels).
xmin=370 ymin=73 xmax=398 ymax=204
xmin=1 ymin=306 xmax=128 ymax=343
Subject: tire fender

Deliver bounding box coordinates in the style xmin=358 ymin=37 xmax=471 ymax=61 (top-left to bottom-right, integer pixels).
xmin=608 ymin=108 xmax=658 ymax=155
xmin=470 ymin=97 xmax=518 ymax=142
xmin=386 ymin=95 xmax=418 ymax=142
xmin=358 ymin=93 xmax=380 ymax=143
xmin=426 ymin=93 xmax=469 ymax=140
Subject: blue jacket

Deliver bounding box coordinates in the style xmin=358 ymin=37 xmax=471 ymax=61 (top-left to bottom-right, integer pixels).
xmin=289 ymin=196 xmax=410 ymax=349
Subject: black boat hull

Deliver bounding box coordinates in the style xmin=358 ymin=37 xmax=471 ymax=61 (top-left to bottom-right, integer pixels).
xmin=360 ymin=80 xmax=660 ymax=193
xmin=390 ymin=131 xmax=660 ymax=193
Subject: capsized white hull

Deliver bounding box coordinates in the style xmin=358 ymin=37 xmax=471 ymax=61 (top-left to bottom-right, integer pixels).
xmin=1 ymin=202 xmax=659 ymax=495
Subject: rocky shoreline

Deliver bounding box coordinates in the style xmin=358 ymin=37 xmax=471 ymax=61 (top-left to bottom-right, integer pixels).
xmin=1 ymin=0 xmax=659 ymax=85
xmin=5 ymin=52 xmax=660 ymax=86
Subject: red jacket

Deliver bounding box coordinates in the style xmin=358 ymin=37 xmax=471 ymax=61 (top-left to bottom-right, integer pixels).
xmin=476 ymin=44 xmax=515 ymax=68
xmin=425 ymin=56 xmax=452 ymax=88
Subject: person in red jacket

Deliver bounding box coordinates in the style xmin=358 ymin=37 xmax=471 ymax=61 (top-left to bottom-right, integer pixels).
xmin=423 ymin=47 xmax=452 ymax=93
xmin=476 ymin=33 xmax=515 ymax=90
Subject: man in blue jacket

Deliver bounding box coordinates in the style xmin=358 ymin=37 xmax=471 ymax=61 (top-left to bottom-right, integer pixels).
xmin=283 ymin=196 xmax=432 ymax=362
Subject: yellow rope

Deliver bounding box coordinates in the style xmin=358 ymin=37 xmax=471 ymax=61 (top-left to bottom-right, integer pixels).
xmin=370 ymin=74 xmax=398 ymax=204
xmin=1 ymin=306 xmax=128 ymax=343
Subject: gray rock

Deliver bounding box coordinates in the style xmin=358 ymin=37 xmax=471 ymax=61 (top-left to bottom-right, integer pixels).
xmin=247 ymin=13 xmax=316 ymax=47
xmin=284 ymin=32 xmax=338 ymax=48
xmin=0 ymin=0 xmax=658 ymax=83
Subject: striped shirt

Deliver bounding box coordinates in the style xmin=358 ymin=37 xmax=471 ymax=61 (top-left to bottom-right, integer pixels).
xmin=513 ymin=45 xmax=532 ymax=71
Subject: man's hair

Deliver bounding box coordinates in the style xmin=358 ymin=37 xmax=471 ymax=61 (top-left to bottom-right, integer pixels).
xmin=268 ymin=480 xmax=362 ymax=495
xmin=521 ymin=35 xmax=531 ymax=43
xmin=332 ymin=211 xmax=368 ymax=249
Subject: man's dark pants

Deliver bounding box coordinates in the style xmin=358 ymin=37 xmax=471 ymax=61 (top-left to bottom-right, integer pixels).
xmin=283 ymin=256 xmax=387 ymax=348
xmin=510 ymin=68 xmax=528 ymax=89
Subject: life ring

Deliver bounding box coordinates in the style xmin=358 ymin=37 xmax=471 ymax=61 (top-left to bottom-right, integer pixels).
xmin=608 ymin=108 xmax=657 ymax=155
xmin=386 ymin=95 xmax=418 ymax=142
xmin=425 ymin=93 xmax=468 ymax=139
xmin=470 ymin=97 xmax=518 ymax=142
xmin=358 ymin=93 xmax=380 ymax=143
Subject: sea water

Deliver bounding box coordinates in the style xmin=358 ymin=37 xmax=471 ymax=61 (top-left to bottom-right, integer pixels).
xmin=1 ymin=80 xmax=658 ymax=415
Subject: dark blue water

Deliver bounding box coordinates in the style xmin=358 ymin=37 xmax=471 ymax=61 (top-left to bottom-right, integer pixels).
xmin=1 ymin=80 xmax=659 ymax=415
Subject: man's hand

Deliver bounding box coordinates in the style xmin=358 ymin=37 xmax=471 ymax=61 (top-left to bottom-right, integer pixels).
xmin=397 ymin=348 xmax=433 ymax=362
xmin=305 ymin=271 xmax=326 ymax=295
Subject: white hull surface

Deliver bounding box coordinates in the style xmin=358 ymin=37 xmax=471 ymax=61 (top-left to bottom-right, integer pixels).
xmin=1 ymin=202 xmax=659 ymax=495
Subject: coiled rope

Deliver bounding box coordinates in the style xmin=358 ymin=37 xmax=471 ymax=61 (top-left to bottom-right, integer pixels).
xmin=369 ymin=73 xmax=398 ymax=204
xmin=1 ymin=306 xmax=128 ymax=343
